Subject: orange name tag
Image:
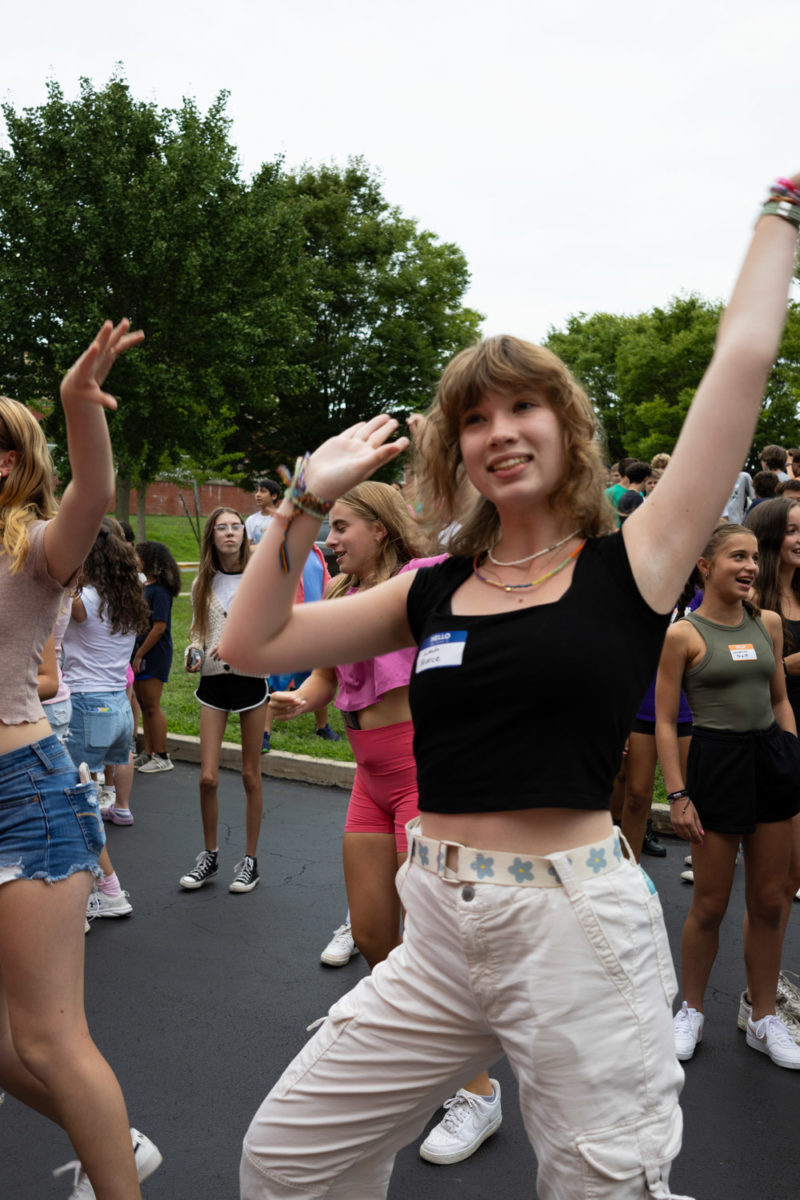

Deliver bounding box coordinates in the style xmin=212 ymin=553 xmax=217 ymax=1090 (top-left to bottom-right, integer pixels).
xmin=728 ymin=643 xmax=757 ymax=661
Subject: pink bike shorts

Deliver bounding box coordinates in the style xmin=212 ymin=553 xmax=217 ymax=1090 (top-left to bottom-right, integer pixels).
xmin=344 ymin=720 xmax=418 ymax=853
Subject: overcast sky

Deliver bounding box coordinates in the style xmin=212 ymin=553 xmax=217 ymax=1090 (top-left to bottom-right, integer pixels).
xmin=3 ymin=0 xmax=799 ymax=340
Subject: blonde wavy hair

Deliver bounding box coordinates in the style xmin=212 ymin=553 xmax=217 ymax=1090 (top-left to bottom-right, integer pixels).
xmin=326 ymin=482 xmax=426 ymax=599
xmin=0 ymin=396 xmax=59 ymax=573
xmin=412 ymin=335 xmax=614 ymax=557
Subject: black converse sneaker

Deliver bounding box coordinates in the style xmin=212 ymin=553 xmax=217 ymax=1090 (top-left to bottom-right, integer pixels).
xmin=229 ymin=855 xmax=259 ymax=893
xmin=179 ymin=849 xmax=219 ymax=890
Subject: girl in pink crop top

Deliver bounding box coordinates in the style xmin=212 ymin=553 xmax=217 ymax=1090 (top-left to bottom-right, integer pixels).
xmin=224 ymin=178 xmax=800 ymax=1199
xmin=269 ymin=481 xmax=441 ymax=967
xmin=0 ymin=323 xmax=162 ymax=1193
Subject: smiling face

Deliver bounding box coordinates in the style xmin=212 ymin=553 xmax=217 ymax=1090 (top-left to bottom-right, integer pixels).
xmin=326 ymin=501 xmax=386 ymax=582
xmin=702 ymin=531 xmax=759 ymax=602
xmin=780 ymin=505 xmax=800 ymax=573
xmin=457 ymin=388 xmax=566 ymax=511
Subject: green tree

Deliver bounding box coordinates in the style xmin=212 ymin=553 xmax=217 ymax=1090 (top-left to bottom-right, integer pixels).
xmin=546 ymin=295 xmax=800 ymax=466
xmin=260 ymin=159 xmax=483 ymax=469
xmin=0 ymin=74 xmax=306 ymax=522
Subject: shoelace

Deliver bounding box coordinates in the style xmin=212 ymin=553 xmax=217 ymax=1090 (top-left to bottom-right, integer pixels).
xmin=330 ymin=925 xmax=352 ymax=945
xmin=673 ymin=1006 xmax=698 ymax=1034
xmin=757 ymin=1015 xmax=795 ymax=1046
xmin=192 ymin=853 xmax=215 ymax=876
xmin=439 ymin=1091 xmax=485 ymax=1132
xmin=52 ymin=1158 xmax=88 ymax=1195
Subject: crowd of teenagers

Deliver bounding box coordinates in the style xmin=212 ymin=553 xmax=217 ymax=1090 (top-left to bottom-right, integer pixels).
xmin=3 ymin=172 xmax=800 ymax=1198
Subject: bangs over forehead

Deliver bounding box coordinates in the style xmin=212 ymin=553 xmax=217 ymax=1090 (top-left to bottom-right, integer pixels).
xmin=436 ymin=335 xmax=594 ymax=437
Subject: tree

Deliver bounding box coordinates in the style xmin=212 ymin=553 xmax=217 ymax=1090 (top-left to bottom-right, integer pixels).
xmin=258 ymin=159 xmax=483 ymax=469
xmin=546 ymin=295 xmax=800 ymax=465
xmin=0 ymin=74 xmax=307 ymax=522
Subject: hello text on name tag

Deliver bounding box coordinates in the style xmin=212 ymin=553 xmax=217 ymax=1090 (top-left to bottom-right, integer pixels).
xmin=416 ymin=631 xmax=467 ymax=672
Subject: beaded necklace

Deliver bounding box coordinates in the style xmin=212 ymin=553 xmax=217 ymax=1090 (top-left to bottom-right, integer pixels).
xmin=487 ymin=529 xmax=581 ymax=568
xmin=473 ymin=540 xmax=585 ymax=593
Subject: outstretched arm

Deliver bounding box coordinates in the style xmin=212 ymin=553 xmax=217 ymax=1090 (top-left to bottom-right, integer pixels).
xmin=220 ymin=415 xmax=414 ymax=675
xmin=625 ymin=180 xmax=800 ymax=612
xmin=44 ymin=320 xmax=144 ymax=585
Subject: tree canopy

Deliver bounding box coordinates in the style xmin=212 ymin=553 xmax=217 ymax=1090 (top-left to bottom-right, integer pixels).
xmin=545 ymin=295 xmax=800 ymax=465
xmin=0 ymin=76 xmax=482 ymax=510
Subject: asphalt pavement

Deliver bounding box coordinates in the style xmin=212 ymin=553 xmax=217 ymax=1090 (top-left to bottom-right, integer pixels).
xmin=3 ymin=762 xmax=800 ymax=1198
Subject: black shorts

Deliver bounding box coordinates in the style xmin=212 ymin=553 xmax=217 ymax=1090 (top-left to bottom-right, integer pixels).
xmin=631 ymin=718 xmax=692 ymax=737
xmin=195 ymin=673 xmax=268 ymax=714
xmin=686 ymin=723 xmax=800 ymax=834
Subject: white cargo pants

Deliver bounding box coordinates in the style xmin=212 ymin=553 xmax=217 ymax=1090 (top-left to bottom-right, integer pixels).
xmin=241 ymin=831 xmax=691 ymax=1199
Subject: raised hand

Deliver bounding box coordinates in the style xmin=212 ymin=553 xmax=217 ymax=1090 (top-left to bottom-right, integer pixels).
xmin=304 ymin=414 xmax=410 ymax=502
xmin=60 ymin=319 xmax=145 ymax=412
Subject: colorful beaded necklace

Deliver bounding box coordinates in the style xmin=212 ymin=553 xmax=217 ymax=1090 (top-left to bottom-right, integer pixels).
xmin=473 ymin=540 xmax=585 ymax=592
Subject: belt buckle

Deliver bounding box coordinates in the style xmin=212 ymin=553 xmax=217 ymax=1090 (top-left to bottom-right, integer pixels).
xmin=434 ymin=839 xmax=466 ymax=883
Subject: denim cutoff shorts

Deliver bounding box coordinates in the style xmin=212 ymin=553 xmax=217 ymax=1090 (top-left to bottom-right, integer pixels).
xmin=65 ymin=690 xmax=134 ymax=772
xmin=44 ymin=696 xmax=72 ymax=744
xmin=0 ymin=736 xmax=105 ymax=886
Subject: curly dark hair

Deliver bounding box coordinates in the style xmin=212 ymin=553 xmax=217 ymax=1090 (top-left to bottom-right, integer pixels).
xmin=136 ymin=540 xmax=182 ymax=598
xmin=79 ymin=517 xmax=151 ymax=635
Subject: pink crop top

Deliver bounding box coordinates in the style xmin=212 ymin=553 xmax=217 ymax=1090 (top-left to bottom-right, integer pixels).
xmin=0 ymin=520 xmax=67 ymax=724
xmin=334 ymin=556 xmax=447 ymax=712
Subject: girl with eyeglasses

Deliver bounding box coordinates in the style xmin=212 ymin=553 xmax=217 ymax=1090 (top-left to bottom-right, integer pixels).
xmin=181 ymin=508 xmax=268 ymax=895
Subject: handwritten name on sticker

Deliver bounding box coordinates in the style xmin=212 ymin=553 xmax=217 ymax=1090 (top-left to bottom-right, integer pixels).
xmin=728 ymin=643 xmax=757 ymax=661
xmin=416 ymin=631 xmax=468 ymax=672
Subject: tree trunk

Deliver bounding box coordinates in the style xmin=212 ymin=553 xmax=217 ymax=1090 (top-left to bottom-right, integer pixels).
xmin=136 ymin=485 xmax=147 ymax=543
xmin=115 ymin=470 xmax=132 ymax=524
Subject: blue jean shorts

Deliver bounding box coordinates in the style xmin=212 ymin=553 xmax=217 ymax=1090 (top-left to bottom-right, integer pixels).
xmin=43 ymin=696 xmax=72 ymax=744
xmin=65 ymin=690 xmax=134 ymax=772
xmin=0 ymin=736 xmax=105 ymax=886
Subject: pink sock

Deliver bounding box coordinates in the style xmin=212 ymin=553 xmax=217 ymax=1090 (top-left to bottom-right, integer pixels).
xmin=98 ymin=871 xmax=121 ymax=897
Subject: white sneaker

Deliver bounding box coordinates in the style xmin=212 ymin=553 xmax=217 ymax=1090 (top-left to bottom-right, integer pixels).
xmin=137 ymin=752 xmax=173 ymax=773
xmin=777 ymin=971 xmax=800 ymax=1024
xmin=746 ymin=1014 xmax=800 ymax=1069
xmin=680 ymin=868 xmax=694 ymax=883
xmin=320 ymin=922 xmax=359 ymax=966
xmin=132 ymin=751 xmax=150 ymax=769
xmin=419 ymin=1081 xmax=502 ymax=1164
xmin=684 ymin=855 xmax=692 ymax=867
xmin=87 ymin=889 xmax=133 ymax=919
xmin=673 ymin=1001 xmax=704 ymax=1060
xmin=54 ymin=1127 xmax=162 ymax=1196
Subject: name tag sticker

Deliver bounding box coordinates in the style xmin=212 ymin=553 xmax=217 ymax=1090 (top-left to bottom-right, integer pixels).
xmin=416 ymin=631 xmax=468 ymax=672
xmin=729 ymin=643 xmax=757 ymax=661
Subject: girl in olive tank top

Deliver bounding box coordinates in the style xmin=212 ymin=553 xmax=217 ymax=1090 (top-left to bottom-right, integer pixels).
xmin=657 ymin=523 xmax=800 ymax=1069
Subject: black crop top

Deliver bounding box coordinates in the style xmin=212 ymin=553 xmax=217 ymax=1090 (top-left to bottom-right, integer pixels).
xmin=406 ymin=532 xmax=670 ymax=814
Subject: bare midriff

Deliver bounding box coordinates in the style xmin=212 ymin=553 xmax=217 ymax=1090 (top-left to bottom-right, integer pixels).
xmin=0 ymin=717 xmax=53 ymax=756
xmin=420 ymin=807 xmax=614 ymax=856
xmin=353 ymin=685 xmax=411 ymax=731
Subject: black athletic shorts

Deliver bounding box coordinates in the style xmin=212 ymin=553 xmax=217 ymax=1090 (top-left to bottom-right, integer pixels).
xmin=631 ymin=718 xmax=692 ymax=737
xmin=194 ymin=672 xmax=269 ymax=714
xmin=686 ymin=723 xmax=800 ymax=834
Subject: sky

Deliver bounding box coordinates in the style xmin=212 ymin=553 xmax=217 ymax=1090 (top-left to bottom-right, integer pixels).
xmin=3 ymin=0 xmax=799 ymax=341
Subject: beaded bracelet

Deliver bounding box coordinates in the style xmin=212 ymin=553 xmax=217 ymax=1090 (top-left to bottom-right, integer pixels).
xmin=759 ymin=200 xmax=800 ymax=230
xmin=776 ymin=177 xmax=800 ymax=202
xmin=279 ymin=453 xmax=335 ymax=521
xmin=272 ymin=454 xmax=335 ymax=574
xmin=667 ymin=789 xmax=689 ymax=803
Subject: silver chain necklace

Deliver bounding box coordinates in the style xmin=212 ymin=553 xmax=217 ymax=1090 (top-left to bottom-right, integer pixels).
xmin=487 ymin=529 xmax=581 ymax=568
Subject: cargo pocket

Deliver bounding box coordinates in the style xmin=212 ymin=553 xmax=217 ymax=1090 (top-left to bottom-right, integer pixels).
xmin=272 ymin=987 xmax=361 ymax=1099
xmin=64 ymin=782 xmax=105 ymax=856
xmin=575 ymin=1104 xmax=692 ymax=1198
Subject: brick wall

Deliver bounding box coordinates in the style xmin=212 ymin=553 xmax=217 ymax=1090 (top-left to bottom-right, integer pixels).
xmin=126 ymin=480 xmax=257 ymax=518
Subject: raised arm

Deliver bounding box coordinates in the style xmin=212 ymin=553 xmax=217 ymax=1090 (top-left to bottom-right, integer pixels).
xmin=625 ymin=179 xmax=800 ymax=612
xmin=44 ymin=320 xmax=144 ymax=585
xmin=219 ymin=416 xmax=414 ymax=675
